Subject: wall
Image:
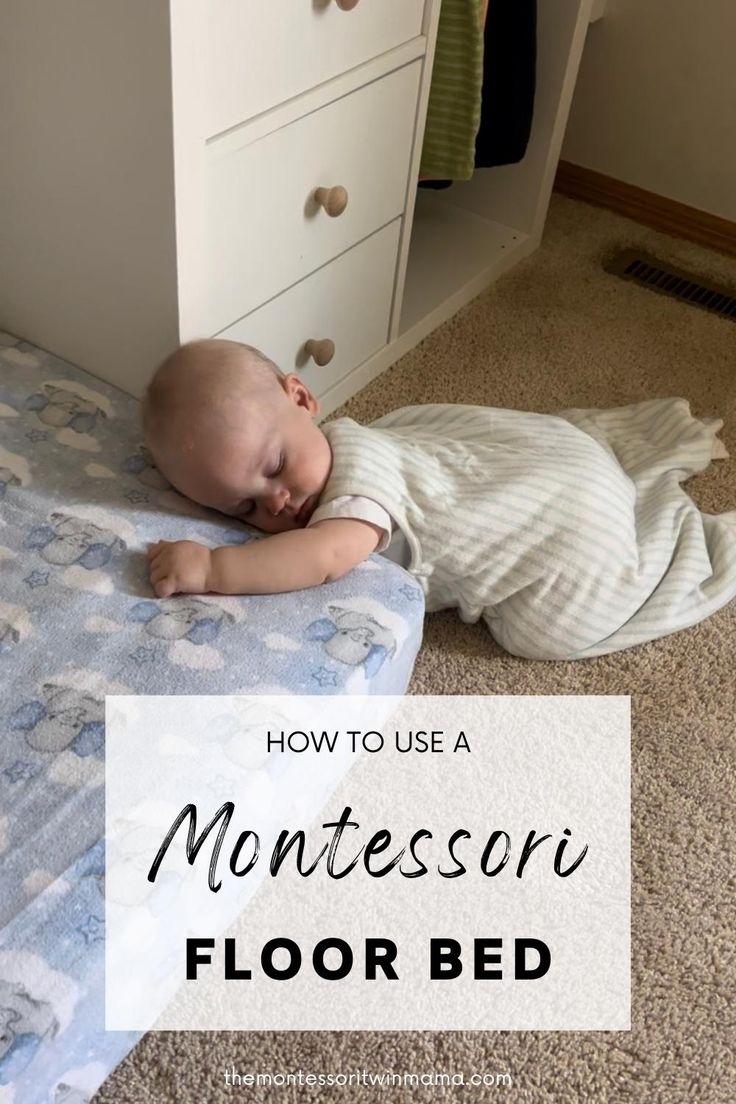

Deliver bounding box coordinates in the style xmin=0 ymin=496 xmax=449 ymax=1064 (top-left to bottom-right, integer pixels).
xmin=562 ymin=0 xmax=736 ymax=221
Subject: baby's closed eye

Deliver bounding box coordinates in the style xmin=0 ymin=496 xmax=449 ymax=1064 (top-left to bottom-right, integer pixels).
xmin=269 ymin=453 xmax=285 ymax=477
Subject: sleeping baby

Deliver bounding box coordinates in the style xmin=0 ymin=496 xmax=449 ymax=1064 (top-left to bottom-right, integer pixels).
xmin=143 ymin=339 xmax=736 ymax=660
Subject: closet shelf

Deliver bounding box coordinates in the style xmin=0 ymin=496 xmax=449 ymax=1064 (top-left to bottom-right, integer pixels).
xmin=399 ymin=191 xmax=532 ymax=337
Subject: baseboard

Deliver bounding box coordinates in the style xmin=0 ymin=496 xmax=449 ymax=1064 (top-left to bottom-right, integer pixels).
xmin=554 ymin=160 xmax=736 ymax=258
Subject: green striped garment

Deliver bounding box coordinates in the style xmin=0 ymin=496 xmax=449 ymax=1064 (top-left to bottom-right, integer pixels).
xmin=420 ymin=0 xmax=486 ymax=181
xmin=321 ymin=400 xmax=736 ymax=660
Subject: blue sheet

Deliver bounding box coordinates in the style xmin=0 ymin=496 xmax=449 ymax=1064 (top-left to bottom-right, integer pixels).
xmin=0 ymin=331 xmax=424 ymax=1102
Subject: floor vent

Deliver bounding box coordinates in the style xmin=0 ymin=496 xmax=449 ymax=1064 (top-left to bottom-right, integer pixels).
xmin=605 ymin=249 xmax=736 ymax=320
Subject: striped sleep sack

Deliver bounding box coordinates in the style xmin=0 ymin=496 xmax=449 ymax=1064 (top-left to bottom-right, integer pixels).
xmin=320 ymin=400 xmax=736 ymax=660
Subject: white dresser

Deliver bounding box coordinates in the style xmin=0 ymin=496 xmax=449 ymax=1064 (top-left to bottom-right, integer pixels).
xmin=0 ymin=0 xmax=594 ymax=413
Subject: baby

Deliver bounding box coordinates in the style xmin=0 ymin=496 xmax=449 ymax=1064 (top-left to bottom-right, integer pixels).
xmin=143 ymin=339 xmax=736 ymax=661
xmin=144 ymin=339 xmax=387 ymax=601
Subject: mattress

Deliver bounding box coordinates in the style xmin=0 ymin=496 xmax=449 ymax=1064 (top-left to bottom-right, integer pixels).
xmin=0 ymin=331 xmax=425 ymax=1103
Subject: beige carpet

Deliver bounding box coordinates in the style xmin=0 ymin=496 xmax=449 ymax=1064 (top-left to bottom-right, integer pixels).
xmin=96 ymin=196 xmax=736 ymax=1103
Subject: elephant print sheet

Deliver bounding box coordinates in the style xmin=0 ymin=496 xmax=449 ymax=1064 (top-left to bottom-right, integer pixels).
xmin=0 ymin=332 xmax=425 ymax=1103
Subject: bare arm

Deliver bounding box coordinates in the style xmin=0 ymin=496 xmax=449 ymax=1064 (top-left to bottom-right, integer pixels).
xmin=147 ymin=517 xmax=383 ymax=598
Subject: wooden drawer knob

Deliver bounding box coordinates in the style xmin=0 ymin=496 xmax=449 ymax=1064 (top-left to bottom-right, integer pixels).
xmin=305 ymin=338 xmax=335 ymax=366
xmin=335 ymin=0 xmax=361 ymax=9
xmin=314 ymin=185 xmax=348 ymax=217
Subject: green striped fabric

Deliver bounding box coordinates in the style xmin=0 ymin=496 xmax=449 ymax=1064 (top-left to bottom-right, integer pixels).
xmin=420 ymin=0 xmax=485 ymax=181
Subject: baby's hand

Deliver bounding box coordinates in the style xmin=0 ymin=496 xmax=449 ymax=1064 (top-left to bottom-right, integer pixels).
xmin=147 ymin=540 xmax=212 ymax=598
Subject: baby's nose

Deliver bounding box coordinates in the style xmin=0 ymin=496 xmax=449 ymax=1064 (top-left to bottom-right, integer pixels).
xmin=264 ymin=488 xmax=289 ymax=516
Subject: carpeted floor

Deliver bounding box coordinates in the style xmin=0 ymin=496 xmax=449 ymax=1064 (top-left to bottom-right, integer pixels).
xmin=95 ymin=196 xmax=736 ymax=1103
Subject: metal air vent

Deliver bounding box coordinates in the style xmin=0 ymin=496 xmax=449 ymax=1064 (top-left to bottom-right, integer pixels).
xmin=605 ymin=249 xmax=736 ymax=320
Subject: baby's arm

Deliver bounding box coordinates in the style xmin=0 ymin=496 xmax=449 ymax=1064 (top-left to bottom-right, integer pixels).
xmin=147 ymin=517 xmax=382 ymax=598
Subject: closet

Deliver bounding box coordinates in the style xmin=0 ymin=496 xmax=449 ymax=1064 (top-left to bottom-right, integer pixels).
xmin=0 ymin=0 xmax=598 ymax=414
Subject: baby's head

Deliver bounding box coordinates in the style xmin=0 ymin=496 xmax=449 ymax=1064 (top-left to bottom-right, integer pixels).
xmin=142 ymin=339 xmax=332 ymax=532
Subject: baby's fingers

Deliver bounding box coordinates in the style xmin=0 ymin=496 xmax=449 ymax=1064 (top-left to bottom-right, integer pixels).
xmin=148 ymin=545 xmax=176 ymax=597
xmin=147 ymin=540 xmax=172 ymax=560
xmin=152 ymin=573 xmax=178 ymax=599
xmin=149 ymin=561 xmax=168 ymax=585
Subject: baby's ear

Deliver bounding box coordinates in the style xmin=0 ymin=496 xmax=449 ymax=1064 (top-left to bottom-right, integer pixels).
xmin=283 ymin=374 xmax=319 ymax=416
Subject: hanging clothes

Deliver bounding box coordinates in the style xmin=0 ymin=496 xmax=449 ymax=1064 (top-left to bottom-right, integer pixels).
xmin=474 ymin=0 xmax=537 ymax=168
xmin=419 ymin=0 xmax=486 ymax=182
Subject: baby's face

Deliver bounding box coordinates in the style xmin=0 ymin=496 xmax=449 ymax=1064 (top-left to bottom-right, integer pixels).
xmin=155 ymin=374 xmax=332 ymax=534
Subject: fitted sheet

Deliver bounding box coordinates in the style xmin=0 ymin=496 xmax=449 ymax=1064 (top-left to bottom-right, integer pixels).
xmin=0 ymin=332 xmax=425 ymax=1103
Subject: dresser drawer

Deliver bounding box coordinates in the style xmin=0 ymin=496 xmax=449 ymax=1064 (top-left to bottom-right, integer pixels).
xmin=206 ymin=0 xmax=425 ymax=138
xmin=215 ymin=219 xmax=401 ymax=399
xmin=206 ymin=61 xmax=420 ymax=336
